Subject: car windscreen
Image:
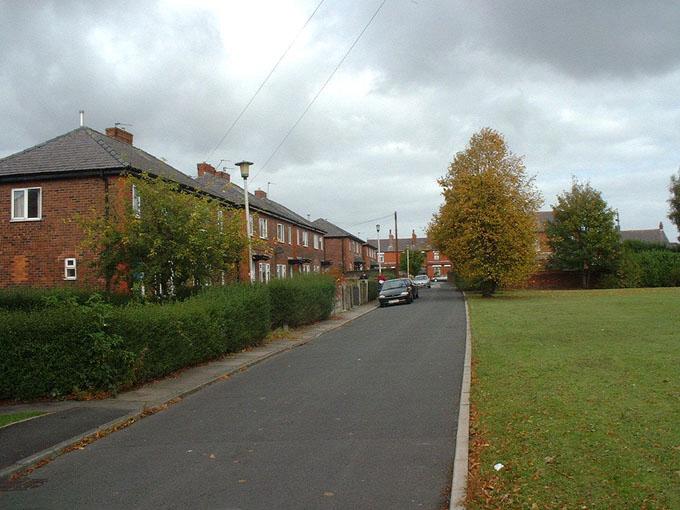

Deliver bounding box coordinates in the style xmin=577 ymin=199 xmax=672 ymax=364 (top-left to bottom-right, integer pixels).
xmin=381 ymin=280 xmax=405 ymax=290
xmin=415 ymin=276 xmax=428 ymax=281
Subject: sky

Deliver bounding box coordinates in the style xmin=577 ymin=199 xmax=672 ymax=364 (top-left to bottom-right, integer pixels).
xmin=1 ymin=0 xmax=679 ymax=242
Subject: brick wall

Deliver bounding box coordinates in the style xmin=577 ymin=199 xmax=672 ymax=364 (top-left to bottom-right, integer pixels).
xmin=0 ymin=176 xmax=111 ymax=288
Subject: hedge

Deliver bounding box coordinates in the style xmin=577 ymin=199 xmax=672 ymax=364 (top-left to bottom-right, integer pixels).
xmin=268 ymin=274 xmax=336 ymax=329
xmin=616 ymin=249 xmax=680 ymax=288
xmin=0 ymin=276 xmax=337 ymax=400
xmin=0 ymin=286 xmax=133 ymax=311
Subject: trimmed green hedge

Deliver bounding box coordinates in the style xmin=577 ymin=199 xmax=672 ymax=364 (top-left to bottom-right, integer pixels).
xmin=268 ymin=274 xmax=336 ymax=328
xmin=0 ymin=286 xmax=131 ymax=311
xmin=616 ymin=249 xmax=680 ymax=288
xmin=0 ymin=276 xmax=337 ymax=400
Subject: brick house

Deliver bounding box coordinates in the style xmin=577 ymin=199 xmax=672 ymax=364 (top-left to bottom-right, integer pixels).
xmin=197 ymin=164 xmax=325 ymax=282
xmin=362 ymin=242 xmax=378 ymax=271
xmin=366 ymin=229 xmax=453 ymax=279
xmin=311 ymin=218 xmax=372 ymax=272
xmin=0 ymin=125 xmax=324 ymax=288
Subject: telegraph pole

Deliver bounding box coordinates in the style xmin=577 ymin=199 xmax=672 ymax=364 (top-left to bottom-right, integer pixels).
xmin=394 ymin=211 xmax=399 ymax=276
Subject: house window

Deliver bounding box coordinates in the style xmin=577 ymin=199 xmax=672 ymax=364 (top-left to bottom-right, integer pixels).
xmin=313 ymin=234 xmax=319 ymax=250
xmin=277 ymin=223 xmax=285 ymax=242
xmin=11 ymin=187 xmax=41 ymax=221
xmin=319 ymin=236 xmax=323 ymax=250
xmin=378 ymin=252 xmax=384 ymax=263
xmin=276 ymin=264 xmax=287 ymax=279
xmin=287 ymin=226 xmax=292 ymax=244
xmin=314 ymin=265 xmax=320 ymax=273
xmin=302 ymin=231 xmax=309 ymax=247
xmin=132 ymin=185 xmax=141 ymax=217
xmin=302 ymin=263 xmax=311 ymax=273
xmin=64 ymin=258 xmax=77 ymax=280
xmin=259 ymin=262 xmax=270 ymax=283
xmin=433 ymin=251 xmax=440 ymax=261
xmin=296 ymin=228 xmax=300 ymax=245
xmin=259 ymin=218 xmax=268 ymax=239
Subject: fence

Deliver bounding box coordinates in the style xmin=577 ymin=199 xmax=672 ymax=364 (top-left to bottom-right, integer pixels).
xmin=334 ymin=278 xmax=372 ymax=313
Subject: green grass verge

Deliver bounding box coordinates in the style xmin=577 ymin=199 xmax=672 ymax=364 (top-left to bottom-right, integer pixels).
xmin=467 ymin=288 xmax=680 ymax=509
xmin=0 ymin=410 xmax=45 ymax=428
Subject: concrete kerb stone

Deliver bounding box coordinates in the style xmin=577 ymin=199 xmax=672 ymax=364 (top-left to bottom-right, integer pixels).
xmin=0 ymin=302 xmax=379 ymax=482
xmin=449 ymin=292 xmax=472 ymax=510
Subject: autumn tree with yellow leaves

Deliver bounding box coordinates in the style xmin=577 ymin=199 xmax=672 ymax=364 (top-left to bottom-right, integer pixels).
xmin=428 ymin=128 xmax=541 ymax=296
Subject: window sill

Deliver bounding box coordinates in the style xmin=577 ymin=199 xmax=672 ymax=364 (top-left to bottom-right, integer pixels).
xmin=10 ymin=217 xmax=42 ymax=222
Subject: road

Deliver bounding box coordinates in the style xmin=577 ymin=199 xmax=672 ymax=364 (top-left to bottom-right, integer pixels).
xmin=2 ymin=283 xmax=466 ymax=509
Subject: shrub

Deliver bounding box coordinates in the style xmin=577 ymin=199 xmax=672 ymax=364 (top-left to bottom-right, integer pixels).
xmin=367 ymin=280 xmax=379 ymax=301
xmin=268 ymin=274 xmax=336 ymax=328
xmin=0 ymin=286 xmax=131 ymax=311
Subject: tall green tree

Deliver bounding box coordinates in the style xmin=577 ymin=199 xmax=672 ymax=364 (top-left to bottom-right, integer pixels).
xmin=79 ymin=174 xmax=247 ymax=298
xmin=428 ymin=128 xmax=541 ymax=296
xmin=399 ymin=248 xmax=425 ymax=276
xmin=669 ymin=168 xmax=680 ymax=240
xmin=546 ymin=180 xmax=620 ymax=288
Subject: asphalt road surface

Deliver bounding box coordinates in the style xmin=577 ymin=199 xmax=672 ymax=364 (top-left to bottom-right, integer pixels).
xmin=2 ymin=283 xmax=466 ymax=509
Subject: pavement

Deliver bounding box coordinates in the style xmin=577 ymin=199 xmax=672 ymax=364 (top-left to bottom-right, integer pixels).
xmin=0 ymin=301 xmax=378 ymax=480
xmin=1 ymin=283 xmax=467 ymax=509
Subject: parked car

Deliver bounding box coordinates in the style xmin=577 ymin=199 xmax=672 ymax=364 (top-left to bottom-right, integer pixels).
xmin=413 ymin=275 xmax=431 ymax=288
xmin=378 ymin=278 xmax=416 ymax=307
xmin=400 ymin=278 xmax=419 ymax=299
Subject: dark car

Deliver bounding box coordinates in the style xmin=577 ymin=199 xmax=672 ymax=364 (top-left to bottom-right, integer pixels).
xmin=400 ymin=278 xmax=419 ymax=299
xmin=378 ymin=278 xmax=415 ymax=307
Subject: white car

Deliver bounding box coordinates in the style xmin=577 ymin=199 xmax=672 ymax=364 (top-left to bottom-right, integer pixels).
xmin=413 ymin=275 xmax=431 ymax=288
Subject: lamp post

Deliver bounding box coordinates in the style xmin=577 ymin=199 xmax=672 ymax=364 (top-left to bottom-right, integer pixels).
xmin=236 ymin=161 xmax=254 ymax=283
xmin=376 ymin=224 xmax=382 ymax=275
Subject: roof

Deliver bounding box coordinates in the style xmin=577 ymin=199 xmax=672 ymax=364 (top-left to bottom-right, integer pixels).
xmin=620 ymin=228 xmax=670 ymax=246
xmin=198 ymin=174 xmax=323 ymax=232
xmin=366 ymin=237 xmax=431 ymax=252
xmin=0 ymin=126 xmax=196 ymax=188
xmin=312 ymin=218 xmax=365 ymax=243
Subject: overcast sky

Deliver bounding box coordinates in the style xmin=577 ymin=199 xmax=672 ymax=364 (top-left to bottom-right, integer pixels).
xmin=2 ymin=0 xmax=679 ymax=241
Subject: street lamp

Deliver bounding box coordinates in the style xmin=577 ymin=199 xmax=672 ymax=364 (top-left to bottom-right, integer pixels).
xmin=236 ymin=160 xmax=254 ymax=283
xmin=376 ymin=224 xmax=382 ymax=275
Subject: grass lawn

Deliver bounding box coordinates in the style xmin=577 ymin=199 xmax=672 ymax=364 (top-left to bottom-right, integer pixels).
xmin=466 ymin=288 xmax=680 ymax=510
xmin=0 ymin=410 xmax=45 ymax=428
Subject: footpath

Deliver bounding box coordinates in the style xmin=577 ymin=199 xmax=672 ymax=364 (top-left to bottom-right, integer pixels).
xmin=0 ymin=302 xmax=377 ymax=481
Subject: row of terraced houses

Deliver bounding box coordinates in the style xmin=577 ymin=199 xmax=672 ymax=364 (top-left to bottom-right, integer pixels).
xmin=0 ymin=124 xmax=414 ymax=289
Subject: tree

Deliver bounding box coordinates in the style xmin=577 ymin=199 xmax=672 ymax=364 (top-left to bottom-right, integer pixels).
xmin=669 ymin=168 xmax=680 ymax=240
xmin=546 ymin=179 xmax=620 ymax=288
xmin=428 ymin=128 xmax=541 ymax=296
xmin=78 ymin=173 xmax=247 ymax=299
xmin=399 ymin=248 xmax=425 ymax=276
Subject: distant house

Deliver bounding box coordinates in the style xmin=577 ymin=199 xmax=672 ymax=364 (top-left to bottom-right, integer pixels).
xmin=0 ymin=125 xmax=323 ymax=288
xmin=311 ymin=218 xmax=372 ymax=272
xmin=366 ymin=229 xmax=453 ymax=279
xmin=620 ymin=222 xmax=670 ymax=247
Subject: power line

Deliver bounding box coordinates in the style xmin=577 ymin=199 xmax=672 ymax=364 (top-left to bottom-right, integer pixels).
xmin=251 ymin=0 xmax=388 ymax=183
xmin=207 ymin=0 xmax=326 ymax=164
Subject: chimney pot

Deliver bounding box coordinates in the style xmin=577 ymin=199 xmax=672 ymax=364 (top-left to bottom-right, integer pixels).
xmin=105 ymin=127 xmax=133 ymax=145
xmin=254 ymin=189 xmax=267 ymax=199
xmin=197 ymin=162 xmax=216 ymax=177
xmin=659 ymin=221 xmax=664 ymax=230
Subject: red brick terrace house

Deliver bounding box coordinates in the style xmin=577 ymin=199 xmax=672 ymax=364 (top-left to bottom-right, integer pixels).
xmin=0 ymin=125 xmax=325 ymax=288
xmin=0 ymin=126 xmax=197 ymax=288
xmin=197 ymin=164 xmax=326 ymax=282
xmin=311 ymin=218 xmax=371 ymax=273
xmin=366 ymin=230 xmax=453 ymax=279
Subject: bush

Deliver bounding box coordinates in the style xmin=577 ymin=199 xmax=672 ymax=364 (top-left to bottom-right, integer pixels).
xmin=367 ymin=280 xmax=379 ymax=301
xmin=268 ymin=274 xmax=336 ymax=329
xmin=610 ymin=248 xmax=680 ymax=288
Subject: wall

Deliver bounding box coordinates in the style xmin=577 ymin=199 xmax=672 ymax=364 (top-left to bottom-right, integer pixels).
xmin=0 ymin=176 xmax=111 ymax=288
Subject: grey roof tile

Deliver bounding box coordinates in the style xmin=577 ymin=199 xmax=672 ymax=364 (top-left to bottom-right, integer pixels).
xmin=312 ymin=218 xmax=364 ymax=243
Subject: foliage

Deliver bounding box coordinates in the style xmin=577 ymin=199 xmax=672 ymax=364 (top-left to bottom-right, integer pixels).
xmin=669 ymin=168 xmax=680 ymax=240
xmin=0 ymin=286 xmax=132 ymax=311
xmin=546 ymin=180 xmax=620 ymax=288
xmin=399 ymin=249 xmax=425 ymax=276
xmin=467 ymin=289 xmax=680 ymax=509
xmin=622 ymin=239 xmax=671 ymax=252
xmin=268 ymin=274 xmax=336 ymax=328
xmin=428 ymin=128 xmax=541 ymax=296
xmin=367 ymin=279 xmax=379 ymax=301
xmin=77 ymin=173 xmax=246 ymax=300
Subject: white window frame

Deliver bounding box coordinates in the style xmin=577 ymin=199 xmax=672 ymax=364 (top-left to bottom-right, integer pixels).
xmin=131 ymin=184 xmax=141 ymax=217
xmin=259 ymin=217 xmax=268 ymax=239
xmin=302 ymin=231 xmax=309 ymax=247
xmin=277 ymin=223 xmax=285 ymax=242
xmin=302 ymin=263 xmax=311 ymax=273
xmin=319 ymin=236 xmax=323 ymax=250
xmin=287 ymin=225 xmax=292 ymax=244
xmin=433 ymin=251 xmax=440 ymax=261
xmin=296 ymin=229 xmax=300 ymax=245
xmin=313 ymin=234 xmax=319 ymax=250
xmin=64 ymin=258 xmax=77 ymax=280
xmin=259 ymin=262 xmax=271 ymax=283
xmin=276 ymin=264 xmax=287 ymax=279
xmin=11 ymin=187 xmax=42 ymax=221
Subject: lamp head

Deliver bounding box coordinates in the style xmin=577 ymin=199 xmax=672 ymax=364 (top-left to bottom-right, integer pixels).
xmin=376 ymin=224 xmax=380 ymax=232
xmin=235 ymin=161 xmax=253 ymax=179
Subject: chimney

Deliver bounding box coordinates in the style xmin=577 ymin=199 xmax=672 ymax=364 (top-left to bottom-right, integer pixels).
xmin=411 ymin=229 xmax=417 ymax=244
xmin=105 ymin=127 xmax=133 ymax=145
xmin=659 ymin=222 xmax=664 ymax=230
xmin=197 ymin=162 xmax=216 ymax=177
xmin=389 ymin=229 xmax=394 ymax=241
xmin=216 ymin=170 xmax=230 ymax=182
xmin=254 ymin=189 xmax=267 ymax=199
